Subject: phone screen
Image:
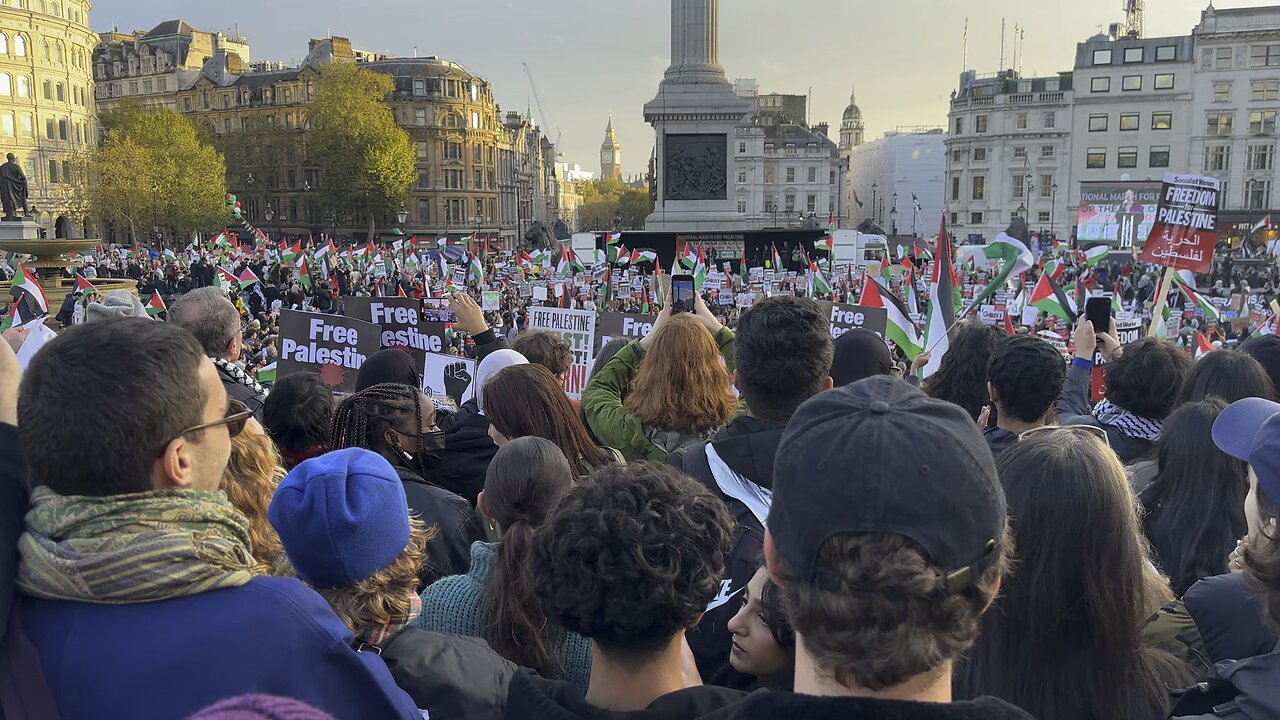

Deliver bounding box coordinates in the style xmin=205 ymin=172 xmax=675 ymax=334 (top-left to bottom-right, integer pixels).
xmin=672 ymin=275 xmax=695 ymax=314
xmin=1085 ymin=296 xmax=1112 ymax=334
xmin=422 ymin=298 xmax=458 ymax=323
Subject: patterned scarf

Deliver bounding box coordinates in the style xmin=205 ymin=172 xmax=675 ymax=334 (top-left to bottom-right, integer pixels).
xmin=1093 ymin=398 xmax=1163 ymax=443
xmin=18 ymin=487 xmax=257 ymax=604
xmin=213 ymin=356 xmax=266 ymax=397
xmin=355 ymin=591 xmax=423 ymax=649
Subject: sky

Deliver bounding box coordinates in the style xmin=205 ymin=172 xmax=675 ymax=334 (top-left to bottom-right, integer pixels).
xmin=96 ymin=0 xmax=1246 ymax=178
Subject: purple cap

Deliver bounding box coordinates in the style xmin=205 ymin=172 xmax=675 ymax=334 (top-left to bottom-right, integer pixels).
xmin=1213 ymin=397 xmax=1280 ymax=507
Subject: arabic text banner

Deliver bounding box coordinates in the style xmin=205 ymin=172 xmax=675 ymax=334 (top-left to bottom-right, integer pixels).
xmin=1139 ymin=172 xmax=1219 ymax=274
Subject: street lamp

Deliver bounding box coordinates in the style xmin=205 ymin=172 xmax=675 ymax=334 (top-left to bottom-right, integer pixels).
xmin=303 ymin=181 xmax=313 ymax=235
xmin=1017 ymin=202 xmax=1027 ymax=218
xmin=1050 ymin=182 xmax=1059 ymax=241
xmin=325 ymin=209 xmax=336 ymax=241
xmin=871 ymin=181 xmax=878 ymax=224
xmin=396 ymin=205 xmax=408 ymax=227
xmin=889 ymin=204 xmax=899 ymax=237
xmin=264 ymin=203 xmax=274 ymax=243
xmin=614 ymin=208 xmax=623 ymax=231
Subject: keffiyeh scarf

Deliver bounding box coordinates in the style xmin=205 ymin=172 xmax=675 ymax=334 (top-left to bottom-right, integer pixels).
xmin=1093 ymin=398 xmax=1163 ymax=443
xmin=213 ymin=356 xmax=266 ymax=397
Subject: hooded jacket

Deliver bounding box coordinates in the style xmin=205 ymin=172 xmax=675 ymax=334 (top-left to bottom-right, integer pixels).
xmin=503 ymin=670 xmax=745 ymax=720
xmin=668 ymin=415 xmax=783 ymax=683
xmin=1171 ymin=641 xmax=1280 ymax=719
xmin=394 ymin=465 xmax=485 ymax=587
xmin=698 ymin=690 xmax=1034 ymax=720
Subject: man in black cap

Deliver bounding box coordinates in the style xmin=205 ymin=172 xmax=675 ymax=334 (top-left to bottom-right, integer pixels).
xmin=709 ymin=375 xmax=1029 ymax=719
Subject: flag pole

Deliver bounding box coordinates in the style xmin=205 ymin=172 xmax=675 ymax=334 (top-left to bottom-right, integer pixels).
xmin=1147 ymin=266 xmax=1177 ymax=337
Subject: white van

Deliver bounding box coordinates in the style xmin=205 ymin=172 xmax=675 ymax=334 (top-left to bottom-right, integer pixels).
xmin=832 ymin=230 xmax=887 ymax=270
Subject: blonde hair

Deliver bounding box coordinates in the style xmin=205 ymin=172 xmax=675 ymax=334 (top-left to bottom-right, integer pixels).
xmin=221 ymin=418 xmax=285 ymax=573
xmin=623 ymin=314 xmax=737 ymax=435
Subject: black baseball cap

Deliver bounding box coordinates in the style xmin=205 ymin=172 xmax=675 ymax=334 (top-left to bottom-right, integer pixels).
xmin=770 ymin=375 xmax=1006 ymax=596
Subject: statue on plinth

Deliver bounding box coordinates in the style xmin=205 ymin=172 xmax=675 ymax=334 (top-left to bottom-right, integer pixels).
xmin=0 ymin=153 xmax=29 ymax=221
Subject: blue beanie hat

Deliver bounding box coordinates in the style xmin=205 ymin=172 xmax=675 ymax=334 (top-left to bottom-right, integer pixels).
xmin=268 ymin=448 xmax=411 ymax=589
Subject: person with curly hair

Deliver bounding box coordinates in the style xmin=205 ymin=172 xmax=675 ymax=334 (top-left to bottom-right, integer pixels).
xmin=505 ymin=462 xmax=745 ymax=717
xmin=983 ymin=335 xmax=1067 ymax=456
xmin=1058 ymin=321 xmax=1192 ymax=463
xmin=269 ymin=447 xmax=518 ymax=719
xmin=583 ymin=293 xmax=738 ymax=462
xmin=922 ymin=322 xmax=1005 ymax=421
xmin=221 ymin=418 xmax=286 ymax=573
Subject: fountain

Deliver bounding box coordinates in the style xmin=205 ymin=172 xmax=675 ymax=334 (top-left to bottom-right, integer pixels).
xmin=0 ymin=219 xmax=138 ymax=319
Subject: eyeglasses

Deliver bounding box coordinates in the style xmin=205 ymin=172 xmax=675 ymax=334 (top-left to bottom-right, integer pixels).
xmin=171 ymin=399 xmax=253 ymax=445
xmin=1019 ymin=424 xmax=1110 ymax=447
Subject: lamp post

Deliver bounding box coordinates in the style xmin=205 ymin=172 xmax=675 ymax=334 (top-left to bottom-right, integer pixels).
xmin=1050 ymin=182 xmax=1058 ymax=242
xmin=889 ymin=204 xmax=899 ymax=238
xmin=871 ymin=181 xmax=878 ymax=224
xmin=397 ymin=205 xmax=408 ymax=228
xmin=303 ymin=181 xmax=313 ymax=236
xmin=264 ymin=203 xmax=275 ymax=244
xmin=614 ymin=208 xmax=623 ymax=232
xmin=325 ymin=209 xmax=336 ymax=243
xmin=1017 ymin=202 xmax=1027 ymax=219
xmin=1247 ymin=178 xmax=1258 ymax=211
xmin=245 ymin=172 xmax=256 ymax=220
xmin=1026 ymin=179 xmax=1036 ymax=228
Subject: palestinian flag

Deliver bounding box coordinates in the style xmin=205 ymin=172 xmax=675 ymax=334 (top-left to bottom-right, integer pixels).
xmin=145 ymin=292 xmax=167 ymax=317
xmin=770 ymin=244 xmax=783 ymax=271
xmin=605 ymin=232 xmax=623 ymax=263
xmin=0 ymin=302 xmax=16 ymax=332
xmin=297 ymin=258 xmax=313 ymax=292
xmin=255 ymin=362 xmax=277 ymax=384
xmin=631 ymin=249 xmax=657 ymax=265
xmin=163 ymin=248 xmax=177 ymax=261
xmin=282 ymin=241 xmax=301 ymax=265
xmin=468 ymin=252 xmax=485 ymax=284
xmin=212 ymin=232 xmax=234 ymax=252
xmin=862 ymin=277 xmax=923 ymax=360
xmin=921 ymin=216 xmax=956 ymax=378
xmin=693 ymin=247 xmax=707 ymax=290
xmin=1195 ymin=331 xmax=1215 ymax=358
xmin=1112 ymin=278 xmax=1123 ymax=315
xmin=12 ymin=266 xmax=47 ymax=315
xmin=1042 ymin=255 xmax=1066 ymax=281
xmin=819 ymin=235 xmax=834 ymax=254
xmin=1082 ymin=245 xmax=1110 ymax=268
xmin=238 ymin=268 xmax=260 ymax=289
xmin=74 ymin=274 xmax=97 ymax=297
xmin=1029 ymin=272 xmax=1078 ymax=322
xmin=904 ymin=269 xmax=921 ymax=316
xmin=640 ymin=287 xmax=651 ymax=314
xmin=807 ymin=260 xmax=831 ymax=297
xmin=556 ymin=246 xmax=572 ymax=276
xmin=679 ymin=244 xmax=698 ymax=271
xmin=878 ymin=251 xmax=892 ymax=283
xmin=1253 ymin=215 xmax=1272 ymax=234
xmin=216 ymin=267 xmax=239 ymax=290
xmin=1173 ymin=277 xmax=1220 ymax=321
xmin=972 ymin=217 xmax=1035 ymax=309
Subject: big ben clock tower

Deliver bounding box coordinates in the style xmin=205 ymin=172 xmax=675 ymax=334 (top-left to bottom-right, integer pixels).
xmin=600 ymin=114 xmax=622 ymax=181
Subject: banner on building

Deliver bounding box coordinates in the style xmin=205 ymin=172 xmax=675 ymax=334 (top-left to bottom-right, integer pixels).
xmin=526 ymin=307 xmax=597 ymax=399
xmin=1076 ymin=181 xmax=1162 ymax=248
xmin=1138 ymin=172 xmax=1219 ymax=274
xmin=277 ymin=310 xmax=380 ymax=392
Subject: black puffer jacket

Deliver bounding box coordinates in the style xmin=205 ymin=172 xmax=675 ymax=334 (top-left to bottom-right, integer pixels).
xmin=395 ymin=465 xmax=485 ymax=587
xmin=1172 ymin=641 xmax=1280 ymax=719
xmin=377 ymin=628 xmax=515 ymax=720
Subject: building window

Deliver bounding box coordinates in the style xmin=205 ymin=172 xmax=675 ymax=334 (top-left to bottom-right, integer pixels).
xmin=970 ymin=212 xmax=984 ymax=224
xmin=0 ymin=74 xmax=9 ymax=97
xmin=783 ymin=167 xmax=795 ymax=183
xmin=1205 ymin=145 xmax=1232 ymax=172
xmin=1252 ymin=111 xmax=1278 ymax=134
xmin=44 ymin=118 xmax=52 ymax=139
xmin=447 ymin=198 xmax=463 ymax=223
xmin=950 ymin=212 xmax=959 ymax=224
xmin=414 ymin=109 xmax=426 ymax=126
xmin=1012 ymin=174 xmax=1026 ymax=199
xmin=1253 ymin=80 xmax=1280 ymax=101
xmin=1086 ymin=147 xmax=1107 ymax=169
xmin=55 ymin=82 xmax=64 ymax=101
xmin=1091 ymin=77 xmax=1110 ymax=93
xmin=806 ymin=194 xmax=817 ymax=212
xmin=413 ymin=78 xmax=425 ymax=96
xmin=764 ymin=167 xmax=774 ymax=184
xmin=951 ymin=149 xmax=962 ymax=162
xmin=1124 ymin=47 xmax=1144 ymax=63
xmin=737 ymin=141 xmax=746 ymax=154
xmin=1088 ymin=114 xmax=1108 ymax=132
xmin=954 ymin=117 xmax=963 ymax=134
xmin=1252 ymin=45 xmax=1280 ymax=68
xmin=445 ymin=141 xmax=461 ymax=160
xmin=1043 ymin=111 xmax=1057 ymax=129
xmin=1149 ymin=145 xmax=1171 ymax=167
xmin=17 ymin=114 xmax=30 ymax=138
xmin=0 ymin=112 xmax=11 ymax=138
xmin=737 ymin=169 xmax=746 ymax=184
xmin=1154 ymin=73 xmax=1175 ymax=90
xmin=41 ymin=79 xmax=50 ymax=100
xmin=1041 ymin=145 xmax=1055 ymax=158
xmin=13 ymin=35 xmax=24 ymax=57
xmin=471 ymin=111 xmax=479 ymax=129
xmin=976 ymin=115 xmax=989 ymax=133
xmin=1156 ymin=45 xmax=1176 ymax=61
xmin=1013 ymin=146 xmax=1026 ymax=159
xmin=737 ymin=197 xmax=747 ymax=214
xmin=1208 ymin=112 xmax=1234 ymax=135
xmin=472 ymin=144 xmax=482 ymax=163
xmin=0 ymin=33 xmax=8 ymax=55
xmin=971 ymin=175 xmax=985 ymax=200
xmin=1248 ymin=144 xmax=1275 ymax=171
xmin=784 ymin=193 xmax=796 ymax=212
xmin=444 ymin=169 xmax=463 ymax=189
xmin=1119 ymin=113 xmax=1139 ymax=131
xmin=1093 ymin=49 xmax=1113 ymax=65
xmin=1217 ymin=47 xmax=1234 ymax=69
xmin=1015 ymin=113 xmax=1028 ymax=129
xmin=16 ymin=76 xmax=27 ymax=98
xmin=1039 ymin=175 xmax=1054 ymax=198
xmin=1151 ymin=111 xmax=1173 ymax=130
xmin=416 ymin=141 xmax=428 ymax=160
xmin=951 ymin=175 xmax=960 ymax=200
xmin=1117 ymin=146 xmax=1138 ymax=168
xmin=417 ymin=171 xmax=430 ymax=189
xmin=807 ymin=167 xmax=817 ymax=183
xmin=474 ymin=169 xmax=483 ymax=189
xmin=1247 ymin=180 xmax=1273 ymax=210
xmin=1122 ymin=75 xmax=1142 ymax=91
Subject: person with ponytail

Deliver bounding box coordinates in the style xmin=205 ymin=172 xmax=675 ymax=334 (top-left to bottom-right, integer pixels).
xmin=416 ymin=436 xmax=592 ymax=690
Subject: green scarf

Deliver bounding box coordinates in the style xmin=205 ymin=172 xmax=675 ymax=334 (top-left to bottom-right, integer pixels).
xmin=18 ymin=486 xmax=257 ymax=604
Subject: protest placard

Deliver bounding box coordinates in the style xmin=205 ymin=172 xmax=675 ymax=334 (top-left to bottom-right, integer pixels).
xmin=977 ymin=305 xmax=1005 ymax=326
xmin=596 ymin=311 xmax=657 ymax=352
xmin=1139 ymin=172 xmax=1219 ymax=275
xmin=532 ymin=285 xmax=548 ymax=302
xmin=341 ymin=296 xmax=446 ymax=373
xmin=481 ymin=291 xmax=500 ymax=311
xmin=816 ymin=301 xmax=889 ymax=340
xmin=278 ymin=310 xmax=380 ymax=392
xmin=421 ymin=353 xmax=477 ymax=409
xmin=526 ymin=307 xmax=596 ymax=399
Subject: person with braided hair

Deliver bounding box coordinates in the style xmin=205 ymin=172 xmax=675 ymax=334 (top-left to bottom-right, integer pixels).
xmin=331 ymin=382 xmax=483 ymax=587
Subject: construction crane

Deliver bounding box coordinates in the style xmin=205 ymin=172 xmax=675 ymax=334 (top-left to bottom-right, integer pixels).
xmin=521 ymin=61 xmax=562 ymax=159
xmin=1123 ymin=0 xmax=1144 ymax=39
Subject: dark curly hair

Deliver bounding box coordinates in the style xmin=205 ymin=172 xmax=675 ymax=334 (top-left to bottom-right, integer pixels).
xmin=734 ymin=297 xmax=834 ymax=423
xmin=924 ymin=322 xmax=1005 ymax=421
xmin=528 ymin=462 xmax=734 ymax=658
xmin=987 ymin=335 xmax=1066 ymax=424
xmin=1177 ymin=349 xmax=1276 ymax=405
xmin=1103 ymin=337 xmax=1192 ymax=421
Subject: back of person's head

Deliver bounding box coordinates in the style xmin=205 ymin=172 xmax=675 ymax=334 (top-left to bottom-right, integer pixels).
xmin=269 ymin=448 xmax=431 ymax=634
xmin=482 ymin=364 xmax=611 ymax=476
xmin=355 ymin=348 xmax=419 ymax=392
xmin=1104 ymin=337 xmax=1192 ymax=421
xmin=223 ymin=418 xmax=286 ymax=573
xmin=986 ymin=335 xmax=1066 ymax=425
xmin=480 ymin=437 xmax=575 ymax=677
xmin=188 ymin=694 xmax=335 ymax=720
xmin=830 ymin=328 xmax=893 ymax=388
xmin=529 ymin=462 xmax=733 ymax=660
xmin=733 ymin=297 xmax=833 ymax=423
xmin=1240 ymin=334 xmax=1280 ymax=394
xmin=1143 ymin=398 xmax=1246 ymax=595
xmin=624 ymin=313 xmax=737 ymax=435
xmin=262 ymin=372 xmax=335 ymax=467
xmin=171 ymin=286 xmax=241 ymax=359
xmin=330 ymin=382 xmax=426 ymax=458
xmin=475 ymin=349 xmax=527 ymax=413
xmin=20 ymin=318 xmax=209 ymax=496
xmin=769 ymin=376 xmax=1008 ymax=693
xmin=590 ymin=337 xmax=630 ymax=380
xmin=1178 ymin=349 xmax=1276 ymax=405
xmin=512 ymin=330 xmax=573 ymax=379
xmin=958 ymin=429 xmax=1186 ymax=719
xmin=923 ymin=321 xmax=1005 ymax=421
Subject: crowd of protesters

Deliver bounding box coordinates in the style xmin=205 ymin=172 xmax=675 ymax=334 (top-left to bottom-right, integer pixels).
xmin=5 ymin=226 xmax=1280 ymax=719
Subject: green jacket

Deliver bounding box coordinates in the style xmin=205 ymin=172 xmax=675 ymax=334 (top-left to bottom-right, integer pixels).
xmin=582 ymin=327 xmax=736 ymax=463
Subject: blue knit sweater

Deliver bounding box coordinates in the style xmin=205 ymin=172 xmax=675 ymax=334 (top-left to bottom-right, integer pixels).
xmin=415 ymin=540 xmax=593 ymax=691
